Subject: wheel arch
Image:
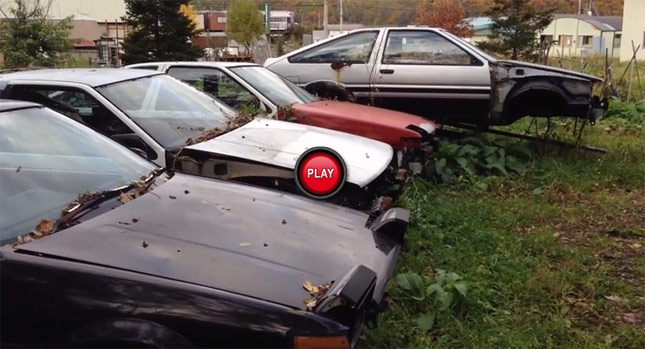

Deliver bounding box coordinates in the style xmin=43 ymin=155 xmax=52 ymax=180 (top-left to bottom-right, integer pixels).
xmin=503 ymin=79 xmax=570 ymax=124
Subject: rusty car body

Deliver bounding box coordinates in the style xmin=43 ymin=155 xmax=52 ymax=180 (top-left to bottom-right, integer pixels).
xmin=264 ymin=27 xmax=607 ymax=127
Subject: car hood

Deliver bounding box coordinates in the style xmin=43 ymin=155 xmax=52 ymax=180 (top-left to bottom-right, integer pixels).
xmin=14 ymin=174 xmax=400 ymax=310
xmin=185 ymin=118 xmax=394 ymax=187
xmin=293 ymin=100 xmax=436 ymax=135
xmin=497 ymin=60 xmax=603 ymax=82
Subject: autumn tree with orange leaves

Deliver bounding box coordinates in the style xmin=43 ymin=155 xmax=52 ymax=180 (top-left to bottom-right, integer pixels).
xmin=414 ymin=0 xmax=475 ymax=38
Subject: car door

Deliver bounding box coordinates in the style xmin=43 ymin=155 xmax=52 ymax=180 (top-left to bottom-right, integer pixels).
xmin=279 ymin=30 xmax=384 ymax=94
xmin=371 ymin=29 xmax=492 ymax=124
xmin=165 ymin=66 xmax=263 ymax=112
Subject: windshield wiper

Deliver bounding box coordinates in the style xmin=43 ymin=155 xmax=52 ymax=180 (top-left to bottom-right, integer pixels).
xmin=56 ymin=169 xmax=164 ymax=230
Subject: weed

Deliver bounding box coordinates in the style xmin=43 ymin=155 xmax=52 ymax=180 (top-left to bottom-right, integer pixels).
xmin=363 ymin=111 xmax=645 ymax=348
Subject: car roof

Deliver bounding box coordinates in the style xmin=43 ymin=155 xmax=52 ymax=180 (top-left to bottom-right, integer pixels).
xmin=0 ymin=99 xmax=42 ymax=112
xmin=128 ymin=61 xmax=260 ymax=69
xmin=0 ymin=68 xmax=163 ymax=87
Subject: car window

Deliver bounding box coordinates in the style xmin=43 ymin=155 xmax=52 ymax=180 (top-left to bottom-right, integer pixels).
xmin=0 ymin=107 xmax=156 ymax=245
xmin=166 ymin=66 xmax=259 ymax=110
xmin=230 ymin=66 xmax=317 ymax=106
xmin=7 ymin=85 xmax=134 ymax=136
xmin=290 ymin=31 xmax=378 ymax=63
xmin=97 ymin=75 xmax=235 ymax=150
xmin=383 ymin=30 xmax=476 ymax=65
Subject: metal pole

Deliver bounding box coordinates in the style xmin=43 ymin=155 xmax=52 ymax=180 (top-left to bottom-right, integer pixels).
xmin=577 ymin=0 xmax=581 ymax=14
xmin=339 ymin=0 xmax=343 ymax=33
xmin=323 ymin=0 xmax=328 ymax=37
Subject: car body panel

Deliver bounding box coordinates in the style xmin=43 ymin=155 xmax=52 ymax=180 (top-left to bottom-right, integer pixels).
xmin=125 ymin=61 xmax=437 ymax=150
xmin=13 ymin=173 xmax=399 ymax=310
xmin=186 ymin=117 xmax=393 ymax=186
xmin=265 ymin=27 xmax=604 ymax=126
xmin=290 ymin=100 xmax=435 ymax=147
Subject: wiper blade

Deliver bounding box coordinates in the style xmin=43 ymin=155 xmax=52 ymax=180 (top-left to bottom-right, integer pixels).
xmin=58 ymin=169 xmax=164 ymax=229
xmin=9 ymin=170 xmax=165 ymax=247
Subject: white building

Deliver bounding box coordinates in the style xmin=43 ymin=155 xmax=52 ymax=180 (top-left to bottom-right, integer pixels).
xmin=619 ymin=0 xmax=645 ymax=61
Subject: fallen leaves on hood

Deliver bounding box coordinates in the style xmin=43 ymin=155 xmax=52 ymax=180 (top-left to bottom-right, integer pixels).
xmin=239 ymin=242 xmax=251 ymax=247
xmin=33 ymin=219 xmax=54 ymax=237
xmin=11 ymin=219 xmax=54 ymax=247
xmin=302 ymin=280 xmax=334 ymax=311
xmin=119 ymin=192 xmax=134 ymax=203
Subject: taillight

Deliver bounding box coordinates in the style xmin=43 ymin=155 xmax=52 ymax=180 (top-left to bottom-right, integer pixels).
xmin=293 ymin=335 xmax=350 ymax=349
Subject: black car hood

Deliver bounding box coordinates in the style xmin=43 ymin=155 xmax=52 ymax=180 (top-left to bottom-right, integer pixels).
xmin=14 ymin=174 xmax=399 ymax=310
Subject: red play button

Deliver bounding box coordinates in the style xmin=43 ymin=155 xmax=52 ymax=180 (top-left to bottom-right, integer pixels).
xmin=295 ymin=147 xmax=346 ymax=199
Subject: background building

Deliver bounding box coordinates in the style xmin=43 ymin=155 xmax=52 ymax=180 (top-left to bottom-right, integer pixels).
xmin=619 ymin=0 xmax=645 ymax=62
xmin=539 ymin=14 xmax=622 ymax=58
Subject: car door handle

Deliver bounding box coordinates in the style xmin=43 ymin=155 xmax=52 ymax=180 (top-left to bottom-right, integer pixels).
xmin=380 ymin=69 xmax=394 ymax=74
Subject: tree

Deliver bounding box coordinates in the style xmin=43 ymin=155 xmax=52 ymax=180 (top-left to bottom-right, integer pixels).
xmin=477 ymin=0 xmax=554 ymax=61
xmin=121 ymin=0 xmax=202 ymax=65
xmin=0 ymin=0 xmax=72 ymax=68
xmin=225 ymin=0 xmax=264 ymax=53
xmin=415 ymin=0 xmax=475 ymax=38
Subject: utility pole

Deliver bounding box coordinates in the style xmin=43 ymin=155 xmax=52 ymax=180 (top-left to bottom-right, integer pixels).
xmin=577 ymin=0 xmax=582 ymax=14
xmin=323 ymin=0 xmax=328 ymax=37
xmin=339 ymin=0 xmax=343 ymax=33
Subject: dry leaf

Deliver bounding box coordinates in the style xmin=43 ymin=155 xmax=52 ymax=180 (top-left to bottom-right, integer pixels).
xmin=221 ymin=206 xmax=231 ymax=212
xmin=632 ymin=243 xmax=642 ymax=249
xmin=119 ymin=192 xmax=133 ymax=203
xmin=282 ymin=219 xmax=287 ymax=225
xmin=169 ymin=195 xmax=177 ymax=200
xmin=32 ymin=219 xmax=53 ymax=238
xmin=239 ymin=242 xmax=251 ymax=247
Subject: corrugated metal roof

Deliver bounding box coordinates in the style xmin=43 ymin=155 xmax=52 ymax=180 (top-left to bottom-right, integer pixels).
xmin=553 ymin=14 xmax=623 ymax=31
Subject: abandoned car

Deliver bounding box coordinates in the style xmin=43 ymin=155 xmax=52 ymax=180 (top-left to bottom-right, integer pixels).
xmin=125 ymin=61 xmax=437 ymax=161
xmin=0 ymin=69 xmax=403 ymax=211
xmin=264 ymin=27 xmax=607 ymax=127
xmin=0 ymin=100 xmax=409 ymax=348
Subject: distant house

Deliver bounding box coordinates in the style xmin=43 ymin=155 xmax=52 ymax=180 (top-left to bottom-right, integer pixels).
xmin=539 ymin=14 xmax=622 ymax=58
xmin=619 ymin=0 xmax=645 ymax=61
xmin=466 ymin=17 xmax=494 ymax=43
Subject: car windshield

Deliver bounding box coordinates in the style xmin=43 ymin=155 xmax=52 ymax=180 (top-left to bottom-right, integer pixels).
xmin=0 ymin=107 xmax=157 ymax=245
xmin=230 ymin=66 xmax=318 ymax=106
xmin=96 ymin=75 xmax=236 ymax=149
xmin=441 ymin=30 xmax=498 ymax=63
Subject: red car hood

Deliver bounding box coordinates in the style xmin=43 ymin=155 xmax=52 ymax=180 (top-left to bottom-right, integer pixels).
xmin=290 ymin=100 xmax=436 ymax=149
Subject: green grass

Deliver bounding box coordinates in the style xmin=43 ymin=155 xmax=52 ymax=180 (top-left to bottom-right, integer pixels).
xmin=362 ymin=112 xmax=645 ymax=348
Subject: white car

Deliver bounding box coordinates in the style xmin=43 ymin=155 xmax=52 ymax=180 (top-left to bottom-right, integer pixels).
xmin=0 ymin=69 xmax=399 ymax=210
xmin=264 ymin=27 xmax=606 ymax=126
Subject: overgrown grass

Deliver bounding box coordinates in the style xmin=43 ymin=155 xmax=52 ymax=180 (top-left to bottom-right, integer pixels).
xmin=362 ymin=109 xmax=645 ymax=348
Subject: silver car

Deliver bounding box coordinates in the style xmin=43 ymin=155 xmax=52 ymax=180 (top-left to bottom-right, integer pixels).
xmin=264 ymin=27 xmax=607 ymax=126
